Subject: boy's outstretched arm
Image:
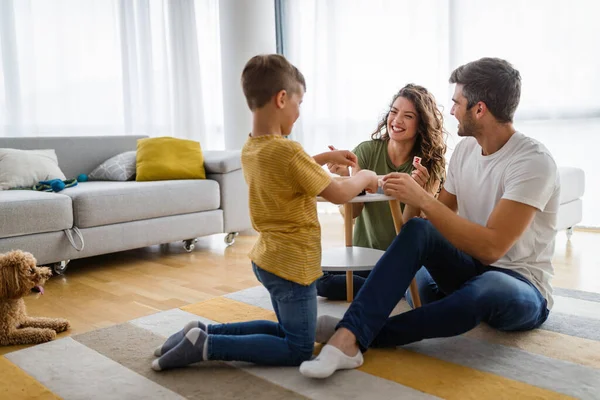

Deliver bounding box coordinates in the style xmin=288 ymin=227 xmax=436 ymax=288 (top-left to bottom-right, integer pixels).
xmin=314 ymin=150 xmax=357 ymax=169
xmin=319 ymin=170 xmax=378 ymax=205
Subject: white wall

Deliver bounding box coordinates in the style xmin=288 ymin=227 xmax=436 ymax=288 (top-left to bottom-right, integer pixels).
xmin=219 ymin=0 xmax=277 ymax=150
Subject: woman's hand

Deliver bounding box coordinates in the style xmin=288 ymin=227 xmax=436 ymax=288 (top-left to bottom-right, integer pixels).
xmin=411 ymin=158 xmax=430 ymax=188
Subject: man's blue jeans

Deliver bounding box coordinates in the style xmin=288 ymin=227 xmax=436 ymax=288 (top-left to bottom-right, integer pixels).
xmin=337 ymin=218 xmax=550 ymax=351
xmin=207 ymin=263 xmax=317 ymax=365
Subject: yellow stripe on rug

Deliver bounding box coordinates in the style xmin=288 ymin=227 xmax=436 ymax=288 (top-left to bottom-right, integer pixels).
xmin=182 ymin=297 xmax=573 ymax=400
xmin=360 ymin=348 xmax=573 ymax=400
xmin=0 ymin=356 xmax=61 ymax=400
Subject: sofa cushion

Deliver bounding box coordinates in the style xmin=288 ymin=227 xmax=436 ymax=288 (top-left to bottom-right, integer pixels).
xmin=63 ymin=180 xmax=220 ymax=228
xmin=559 ymin=167 xmax=585 ymax=204
xmin=0 ymin=191 xmax=73 ymax=237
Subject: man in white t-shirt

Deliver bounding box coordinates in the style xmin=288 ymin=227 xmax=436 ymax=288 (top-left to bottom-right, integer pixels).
xmin=300 ymin=57 xmax=560 ymax=379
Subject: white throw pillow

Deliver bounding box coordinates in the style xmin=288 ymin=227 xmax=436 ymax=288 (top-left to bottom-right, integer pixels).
xmin=0 ymin=148 xmax=67 ymax=190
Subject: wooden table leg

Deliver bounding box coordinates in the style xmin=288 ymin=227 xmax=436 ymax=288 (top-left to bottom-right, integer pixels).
xmin=345 ymin=271 xmax=353 ymax=302
xmin=344 ymin=203 xmax=354 ymax=302
xmin=388 ymin=200 xmax=422 ymax=308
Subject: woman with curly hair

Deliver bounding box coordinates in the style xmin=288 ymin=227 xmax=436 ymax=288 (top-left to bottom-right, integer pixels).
xmin=318 ymin=83 xmax=448 ymax=300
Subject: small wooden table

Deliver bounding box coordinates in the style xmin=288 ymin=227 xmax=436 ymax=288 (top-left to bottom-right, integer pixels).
xmin=318 ymin=193 xmax=422 ymax=306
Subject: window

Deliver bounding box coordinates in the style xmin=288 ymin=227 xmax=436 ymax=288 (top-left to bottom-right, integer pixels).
xmin=283 ymin=0 xmax=600 ymax=226
xmin=0 ymin=0 xmax=224 ymax=149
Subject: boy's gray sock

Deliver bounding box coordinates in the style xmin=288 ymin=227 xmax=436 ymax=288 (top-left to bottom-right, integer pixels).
xmin=316 ymin=315 xmax=341 ymax=344
xmin=152 ymin=328 xmax=208 ymax=371
xmin=154 ymin=321 xmax=206 ymax=356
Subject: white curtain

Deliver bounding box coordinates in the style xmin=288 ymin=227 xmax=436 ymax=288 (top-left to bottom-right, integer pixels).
xmin=0 ymin=0 xmax=224 ymax=149
xmin=450 ymin=0 xmax=600 ymax=228
xmin=283 ymin=0 xmax=453 ymax=156
xmin=452 ymin=0 xmax=600 ymax=120
xmin=283 ymin=0 xmax=600 ymax=227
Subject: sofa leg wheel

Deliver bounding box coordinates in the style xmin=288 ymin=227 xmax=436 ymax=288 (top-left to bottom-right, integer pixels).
xmin=224 ymin=232 xmax=239 ymax=246
xmin=183 ymin=239 xmax=197 ymax=252
xmin=566 ymin=227 xmax=574 ymax=240
xmin=50 ymin=260 xmax=70 ymax=275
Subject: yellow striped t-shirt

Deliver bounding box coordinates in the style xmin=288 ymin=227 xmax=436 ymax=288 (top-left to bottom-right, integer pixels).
xmin=241 ymin=134 xmax=332 ymax=285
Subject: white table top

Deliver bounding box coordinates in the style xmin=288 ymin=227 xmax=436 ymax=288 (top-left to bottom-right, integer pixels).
xmin=321 ymin=247 xmax=385 ymax=271
xmin=317 ymin=192 xmax=395 ymax=204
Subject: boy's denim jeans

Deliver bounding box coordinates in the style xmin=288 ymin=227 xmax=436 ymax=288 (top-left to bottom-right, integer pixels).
xmin=207 ymin=263 xmax=317 ymax=365
xmin=338 ymin=218 xmax=550 ymax=351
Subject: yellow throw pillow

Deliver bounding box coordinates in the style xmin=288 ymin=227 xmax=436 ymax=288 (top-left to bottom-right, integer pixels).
xmin=136 ymin=137 xmax=206 ymax=181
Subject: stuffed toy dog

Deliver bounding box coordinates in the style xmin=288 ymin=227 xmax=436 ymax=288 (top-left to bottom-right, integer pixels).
xmin=0 ymin=250 xmax=70 ymax=346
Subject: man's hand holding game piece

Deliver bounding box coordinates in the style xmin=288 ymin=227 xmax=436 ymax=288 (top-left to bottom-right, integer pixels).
xmin=381 ymin=172 xmax=429 ymax=207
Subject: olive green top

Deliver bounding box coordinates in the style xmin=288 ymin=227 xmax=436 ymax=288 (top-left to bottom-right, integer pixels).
xmin=353 ymin=139 xmax=415 ymax=251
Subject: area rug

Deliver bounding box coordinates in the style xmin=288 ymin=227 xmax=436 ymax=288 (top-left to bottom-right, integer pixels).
xmin=2 ymin=286 xmax=600 ymax=399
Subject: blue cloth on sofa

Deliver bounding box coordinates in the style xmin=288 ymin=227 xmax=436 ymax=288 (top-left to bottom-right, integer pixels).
xmin=33 ymin=178 xmax=78 ymax=192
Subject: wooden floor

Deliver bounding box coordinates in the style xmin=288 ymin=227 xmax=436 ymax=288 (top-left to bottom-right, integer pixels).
xmin=2 ymin=214 xmax=599 ymax=355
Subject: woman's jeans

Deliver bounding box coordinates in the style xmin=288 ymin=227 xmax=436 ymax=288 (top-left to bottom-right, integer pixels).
xmin=316 ymin=270 xmax=371 ymax=300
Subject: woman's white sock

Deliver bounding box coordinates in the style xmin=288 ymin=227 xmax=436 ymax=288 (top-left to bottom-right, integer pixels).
xmin=299 ymin=344 xmax=363 ymax=379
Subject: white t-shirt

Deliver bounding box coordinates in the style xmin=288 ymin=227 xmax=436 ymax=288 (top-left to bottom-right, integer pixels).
xmin=444 ymin=131 xmax=560 ymax=309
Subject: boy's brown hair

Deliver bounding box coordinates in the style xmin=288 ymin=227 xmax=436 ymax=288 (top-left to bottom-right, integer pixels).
xmin=241 ymin=54 xmax=306 ymax=111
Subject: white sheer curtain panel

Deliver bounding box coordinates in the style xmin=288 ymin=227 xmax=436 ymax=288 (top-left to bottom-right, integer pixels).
xmin=283 ymin=0 xmax=453 ymax=156
xmin=451 ymin=0 xmax=600 ymax=120
xmin=284 ymin=0 xmax=600 ymax=226
xmin=0 ymin=0 xmax=224 ymax=149
xmin=450 ymin=0 xmax=600 ymax=227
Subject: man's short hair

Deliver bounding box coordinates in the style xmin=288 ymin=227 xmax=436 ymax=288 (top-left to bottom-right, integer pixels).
xmin=241 ymin=54 xmax=306 ymax=111
xmin=449 ymin=58 xmax=521 ymax=123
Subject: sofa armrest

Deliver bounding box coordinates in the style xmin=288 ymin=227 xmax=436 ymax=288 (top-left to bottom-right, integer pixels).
xmin=203 ymin=150 xmax=242 ymax=174
xmin=205 ymin=150 xmax=251 ymax=234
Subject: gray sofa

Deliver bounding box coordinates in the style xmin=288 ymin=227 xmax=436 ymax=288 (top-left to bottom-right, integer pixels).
xmin=0 ymin=135 xmax=251 ymax=274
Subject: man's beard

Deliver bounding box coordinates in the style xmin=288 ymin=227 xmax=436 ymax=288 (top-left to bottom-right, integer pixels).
xmin=457 ymin=113 xmax=477 ymax=137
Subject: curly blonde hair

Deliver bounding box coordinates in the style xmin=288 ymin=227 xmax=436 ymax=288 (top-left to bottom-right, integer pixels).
xmin=370 ymin=84 xmax=447 ymax=193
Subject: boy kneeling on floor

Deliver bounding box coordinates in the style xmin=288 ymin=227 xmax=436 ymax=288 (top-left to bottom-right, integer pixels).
xmin=152 ymin=54 xmax=378 ymax=370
